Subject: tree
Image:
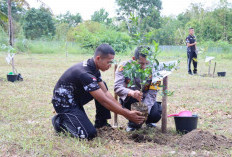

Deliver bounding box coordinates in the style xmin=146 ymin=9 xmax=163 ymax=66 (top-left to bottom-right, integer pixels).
xmin=56 ymin=11 xmax=82 ymax=27
xmin=23 ymin=8 xmax=55 ymax=39
xmin=116 ymin=0 xmax=161 ymax=17
xmin=116 ymin=0 xmax=162 ymax=33
xmin=213 ymin=0 xmax=232 ymax=42
xmin=140 ymin=7 xmax=161 ymax=31
xmin=55 ymin=22 xmax=69 ymax=40
xmin=0 ymin=0 xmax=26 ymax=22
xmin=91 ymin=8 xmax=112 ymax=25
xmin=1 ymin=0 xmax=50 ymax=45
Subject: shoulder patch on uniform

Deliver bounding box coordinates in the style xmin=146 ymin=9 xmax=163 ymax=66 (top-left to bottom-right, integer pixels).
xmin=149 ymin=81 xmax=161 ymax=90
xmin=118 ymin=65 xmax=124 ymax=72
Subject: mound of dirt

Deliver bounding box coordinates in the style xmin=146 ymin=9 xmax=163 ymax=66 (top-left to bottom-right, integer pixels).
xmin=97 ymin=126 xmax=130 ymax=143
xmin=176 ymin=129 xmax=232 ymax=151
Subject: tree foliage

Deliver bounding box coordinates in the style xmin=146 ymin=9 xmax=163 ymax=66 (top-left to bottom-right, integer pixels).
xmin=0 ymin=0 xmax=26 ymax=22
xmin=145 ymin=1 xmax=232 ymax=45
xmin=116 ymin=0 xmax=162 ymax=32
xmin=67 ymin=21 xmax=132 ymax=52
xmin=23 ymin=8 xmax=55 ymax=39
xmin=91 ymin=8 xmax=112 ymax=25
xmin=116 ymin=0 xmax=161 ymax=17
xmin=56 ymin=11 xmax=82 ymax=27
xmin=55 ymin=22 xmax=69 ymax=40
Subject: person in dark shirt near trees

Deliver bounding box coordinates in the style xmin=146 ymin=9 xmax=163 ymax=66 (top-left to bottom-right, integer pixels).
xmin=186 ymin=28 xmax=197 ymax=75
xmin=51 ymin=44 xmax=145 ymax=140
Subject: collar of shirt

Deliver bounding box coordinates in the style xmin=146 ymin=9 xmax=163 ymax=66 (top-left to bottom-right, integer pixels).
xmin=87 ymin=58 xmax=99 ymax=73
xmin=189 ymin=34 xmax=195 ymax=38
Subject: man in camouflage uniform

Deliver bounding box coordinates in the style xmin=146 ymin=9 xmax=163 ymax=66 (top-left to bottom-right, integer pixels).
xmin=114 ymin=46 xmax=162 ymax=132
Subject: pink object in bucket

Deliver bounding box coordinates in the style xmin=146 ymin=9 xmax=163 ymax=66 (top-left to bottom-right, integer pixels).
xmin=168 ymin=111 xmax=192 ymax=117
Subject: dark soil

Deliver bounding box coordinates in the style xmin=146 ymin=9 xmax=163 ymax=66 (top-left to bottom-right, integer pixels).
xmin=129 ymin=133 xmax=153 ymax=143
xmin=97 ymin=126 xmax=131 ymax=144
xmin=176 ymin=129 xmax=232 ymax=151
xmin=97 ymin=126 xmax=176 ymax=144
xmin=97 ymin=126 xmax=232 ymax=152
xmin=129 ymin=129 xmax=178 ymax=144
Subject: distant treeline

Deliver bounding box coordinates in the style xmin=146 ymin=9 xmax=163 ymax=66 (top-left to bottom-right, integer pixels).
xmin=0 ymin=0 xmax=232 ymax=53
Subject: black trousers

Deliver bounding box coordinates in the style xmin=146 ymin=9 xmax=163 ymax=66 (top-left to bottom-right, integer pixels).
xmin=52 ymin=83 xmax=111 ymax=139
xmin=187 ymin=51 xmax=197 ymax=73
xmin=121 ymin=97 xmax=162 ymax=128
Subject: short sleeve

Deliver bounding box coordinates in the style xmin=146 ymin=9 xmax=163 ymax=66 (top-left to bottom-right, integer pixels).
xmin=186 ymin=37 xmax=190 ymax=43
xmin=114 ymin=62 xmax=131 ymax=100
xmin=80 ymin=73 xmax=100 ymax=92
xmin=96 ymin=71 xmax=102 ymax=82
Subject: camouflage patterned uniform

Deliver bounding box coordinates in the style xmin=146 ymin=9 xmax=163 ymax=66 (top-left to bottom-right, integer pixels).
xmin=114 ymin=60 xmax=162 ymax=127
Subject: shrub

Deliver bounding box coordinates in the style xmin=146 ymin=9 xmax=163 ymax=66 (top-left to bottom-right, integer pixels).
xmin=23 ymin=8 xmax=55 ymax=40
xmin=67 ymin=21 xmax=132 ymax=53
xmin=55 ymin=23 xmax=70 ymax=40
xmin=216 ymin=40 xmax=231 ymax=53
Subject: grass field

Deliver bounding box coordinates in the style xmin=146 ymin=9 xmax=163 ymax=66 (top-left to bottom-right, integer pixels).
xmin=0 ymin=51 xmax=232 ymax=156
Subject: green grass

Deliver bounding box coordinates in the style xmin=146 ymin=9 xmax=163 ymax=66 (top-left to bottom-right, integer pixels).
xmin=27 ymin=40 xmax=86 ymax=54
xmin=0 ymin=51 xmax=232 ymax=156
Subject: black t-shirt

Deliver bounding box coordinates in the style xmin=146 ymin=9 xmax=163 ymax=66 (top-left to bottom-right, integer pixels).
xmin=186 ymin=35 xmax=196 ymax=52
xmin=52 ymin=58 xmax=102 ymax=108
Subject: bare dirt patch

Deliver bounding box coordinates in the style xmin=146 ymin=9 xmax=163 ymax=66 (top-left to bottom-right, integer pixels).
xmin=97 ymin=126 xmax=131 ymax=144
xmin=176 ymin=129 xmax=232 ymax=151
xmin=97 ymin=126 xmax=179 ymax=145
xmin=129 ymin=129 xmax=179 ymax=144
xmin=97 ymin=126 xmax=232 ymax=153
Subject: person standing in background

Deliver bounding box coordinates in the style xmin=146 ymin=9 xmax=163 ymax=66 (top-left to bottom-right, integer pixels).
xmin=186 ymin=28 xmax=197 ymax=75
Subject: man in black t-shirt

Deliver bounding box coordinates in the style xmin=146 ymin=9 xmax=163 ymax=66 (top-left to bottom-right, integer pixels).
xmin=186 ymin=28 xmax=197 ymax=75
xmin=51 ymin=44 xmax=145 ymax=139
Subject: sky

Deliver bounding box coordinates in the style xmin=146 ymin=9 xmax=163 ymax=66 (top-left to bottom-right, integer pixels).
xmin=26 ymin=0 xmax=230 ymax=20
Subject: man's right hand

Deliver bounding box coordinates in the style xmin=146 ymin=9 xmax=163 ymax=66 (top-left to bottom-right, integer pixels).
xmin=128 ymin=90 xmax=143 ymax=101
xmin=126 ymin=110 xmax=145 ymax=124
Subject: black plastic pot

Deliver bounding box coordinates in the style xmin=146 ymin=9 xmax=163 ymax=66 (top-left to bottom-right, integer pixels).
xmin=217 ymin=72 xmax=226 ymax=77
xmin=174 ymin=115 xmax=198 ymax=134
xmin=7 ymin=74 xmax=18 ymax=82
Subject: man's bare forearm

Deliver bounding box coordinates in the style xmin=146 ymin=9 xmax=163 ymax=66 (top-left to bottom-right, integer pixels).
xmin=105 ymin=91 xmax=122 ymax=106
xmin=90 ymin=89 xmax=128 ymax=116
xmin=187 ymin=42 xmax=196 ymax=47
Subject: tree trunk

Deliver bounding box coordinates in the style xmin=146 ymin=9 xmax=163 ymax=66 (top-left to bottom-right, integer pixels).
xmin=8 ymin=0 xmax=13 ymax=46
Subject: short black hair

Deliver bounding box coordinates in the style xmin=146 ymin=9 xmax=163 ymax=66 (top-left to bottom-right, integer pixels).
xmin=189 ymin=28 xmax=194 ymax=30
xmin=134 ymin=45 xmax=150 ymax=60
xmin=94 ymin=44 xmax=115 ymax=58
